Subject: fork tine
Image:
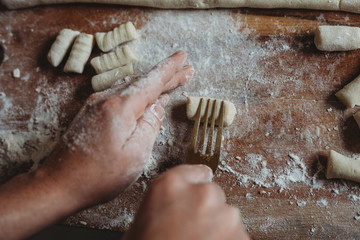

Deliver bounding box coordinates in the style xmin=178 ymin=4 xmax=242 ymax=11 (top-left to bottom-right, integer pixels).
xmin=206 ymin=100 xmax=217 ymax=154
xmin=186 ymin=98 xmax=225 ymax=173
xmin=199 ymin=99 xmax=211 ymax=153
xmin=214 ymin=101 xmax=225 ymax=157
xmin=188 ymin=98 xmax=204 ymax=153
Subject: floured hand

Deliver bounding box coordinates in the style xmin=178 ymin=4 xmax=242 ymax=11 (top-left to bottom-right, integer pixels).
xmin=0 ymin=51 xmax=193 ymax=240
xmin=41 ymin=50 xmax=194 ymax=206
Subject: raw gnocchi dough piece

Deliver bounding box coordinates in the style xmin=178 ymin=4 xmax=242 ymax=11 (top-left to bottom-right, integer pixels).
xmin=3 ymin=0 xmax=351 ymax=12
xmin=340 ymin=0 xmax=360 ymax=14
xmin=95 ymin=22 xmax=138 ymax=52
xmin=243 ymin=0 xmax=339 ymax=11
xmin=314 ymin=25 xmax=360 ymax=51
xmin=326 ymin=150 xmax=360 ymax=183
xmin=91 ymin=64 xmax=133 ymax=92
xmin=47 ymin=29 xmax=80 ymax=67
xmin=354 ymin=111 xmax=360 ymax=129
xmin=64 ymin=33 xmax=94 ymax=74
xmin=335 ymin=74 xmax=360 ymax=108
xmin=186 ymin=96 xmax=236 ymax=127
xmin=90 ymin=45 xmax=136 ymax=74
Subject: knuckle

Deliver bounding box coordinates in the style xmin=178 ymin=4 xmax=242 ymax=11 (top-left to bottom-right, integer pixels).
xmin=158 ymin=172 xmax=183 ymax=188
xmin=195 ymin=183 xmax=225 ymax=207
xmin=221 ymin=207 xmax=249 ymax=239
xmin=139 ymin=110 xmax=162 ymax=131
xmin=101 ymin=96 xmax=122 ymax=113
xmin=85 ymin=92 xmax=102 ymax=105
xmin=149 ymin=171 xmax=184 ymax=198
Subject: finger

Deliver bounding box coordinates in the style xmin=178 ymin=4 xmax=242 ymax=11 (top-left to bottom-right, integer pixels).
xmin=223 ymin=206 xmax=242 ymax=227
xmin=164 ymin=65 xmax=194 ymax=92
xmin=159 ymin=164 xmax=214 ymax=185
xmin=194 ymin=182 xmax=227 ymax=205
xmin=121 ymin=51 xmax=188 ymax=120
xmin=223 ymin=206 xmax=251 ymax=240
xmin=121 ymin=94 xmax=170 ymax=176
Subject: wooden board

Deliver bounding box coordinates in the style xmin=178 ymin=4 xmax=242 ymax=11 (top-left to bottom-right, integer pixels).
xmin=0 ymin=4 xmax=360 ymax=239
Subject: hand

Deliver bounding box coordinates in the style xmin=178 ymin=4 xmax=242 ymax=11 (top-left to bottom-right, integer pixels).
xmin=0 ymin=51 xmax=194 ymax=240
xmin=124 ymin=165 xmax=250 ymax=240
xmin=41 ymin=50 xmax=194 ymax=206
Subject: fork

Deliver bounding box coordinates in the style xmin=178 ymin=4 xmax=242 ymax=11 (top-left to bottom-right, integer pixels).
xmin=186 ymin=98 xmax=225 ymax=173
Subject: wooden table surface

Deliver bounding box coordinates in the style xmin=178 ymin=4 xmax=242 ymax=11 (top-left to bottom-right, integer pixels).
xmin=0 ymin=3 xmax=360 ymax=239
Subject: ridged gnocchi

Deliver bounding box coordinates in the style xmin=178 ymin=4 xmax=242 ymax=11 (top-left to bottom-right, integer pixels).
xmin=90 ymin=45 xmax=136 ymax=74
xmin=95 ymin=21 xmax=138 ymax=52
xmin=186 ymin=97 xmax=237 ymax=126
xmin=91 ymin=64 xmax=134 ymax=92
xmin=64 ymin=33 xmax=94 ymax=74
xmin=47 ymin=29 xmax=80 ymax=67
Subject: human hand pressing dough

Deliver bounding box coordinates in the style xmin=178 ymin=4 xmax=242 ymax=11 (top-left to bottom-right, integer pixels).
xmin=40 ymin=50 xmax=194 ymax=206
xmin=124 ymin=165 xmax=250 ymax=240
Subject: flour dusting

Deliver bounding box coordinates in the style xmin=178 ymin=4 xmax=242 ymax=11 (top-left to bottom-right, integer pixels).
xmin=1 ymin=8 xmax=359 ymax=234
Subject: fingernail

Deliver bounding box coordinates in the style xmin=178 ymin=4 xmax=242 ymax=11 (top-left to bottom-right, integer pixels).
xmin=197 ymin=164 xmax=214 ymax=182
xmin=185 ymin=65 xmax=195 ymax=75
xmin=173 ymin=50 xmax=185 ymax=56
xmin=183 ymin=65 xmax=194 ymax=71
xmin=150 ymin=103 xmax=165 ymax=122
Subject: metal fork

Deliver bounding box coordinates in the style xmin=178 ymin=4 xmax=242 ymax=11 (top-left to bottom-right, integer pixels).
xmin=186 ymin=98 xmax=225 ymax=173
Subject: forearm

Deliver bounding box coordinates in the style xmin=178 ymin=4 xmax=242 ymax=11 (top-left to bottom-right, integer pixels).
xmin=0 ymin=166 xmax=81 ymax=240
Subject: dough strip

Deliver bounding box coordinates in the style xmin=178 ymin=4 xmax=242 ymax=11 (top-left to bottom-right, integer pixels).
xmin=2 ymin=0 xmax=360 ymax=14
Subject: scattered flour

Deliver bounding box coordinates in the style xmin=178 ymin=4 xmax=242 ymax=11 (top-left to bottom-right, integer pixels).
xmin=1 ymin=8 xmax=359 ymax=232
xmin=297 ymin=200 xmax=307 ymax=207
xmin=0 ymin=75 xmax=77 ymax=176
xmin=316 ymin=199 xmax=328 ymax=207
xmin=219 ymin=153 xmax=322 ymax=191
xmin=12 ymin=68 xmax=20 ymax=78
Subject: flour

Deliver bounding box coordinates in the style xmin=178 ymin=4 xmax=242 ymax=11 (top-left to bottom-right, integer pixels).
xmin=1 ymin=8 xmax=359 ymax=232
xmin=0 ymin=75 xmax=77 ymax=176
xmin=12 ymin=68 xmax=20 ymax=78
xmin=107 ymin=10 xmax=359 ymax=228
xmin=316 ymin=199 xmax=328 ymax=207
xmin=0 ymin=94 xmax=61 ymax=169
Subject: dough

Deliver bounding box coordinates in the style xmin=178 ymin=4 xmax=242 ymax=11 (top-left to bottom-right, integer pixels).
xmin=47 ymin=29 xmax=80 ymax=67
xmin=95 ymin=22 xmax=138 ymax=52
xmin=335 ymin=74 xmax=360 ymax=108
xmin=243 ymin=0 xmax=339 ymax=11
xmin=12 ymin=68 xmax=20 ymax=78
xmin=3 ymin=0 xmax=360 ymax=13
xmin=90 ymin=45 xmax=136 ymax=74
xmin=314 ymin=25 xmax=360 ymax=51
xmin=91 ymin=64 xmax=133 ymax=92
xmin=326 ymin=150 xmax=360 ymax=183
xmin=354 ymin=111 xmax=360 ymax=129
xmin=340 ymin=0 xmax=360 ymax=14
xmin=186 ymin=96 xmax=236 ymax=127
xmin=63 ymin=33 xmax=94 ymax=74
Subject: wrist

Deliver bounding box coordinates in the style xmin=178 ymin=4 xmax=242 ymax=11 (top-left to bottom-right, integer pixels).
xmin=37 ymin=148 xmax=91 ymax=211
xmin=0 ymin=164 xmax=83 ymax=240
xmin=31 ymin=166 xmax=83 ymax=217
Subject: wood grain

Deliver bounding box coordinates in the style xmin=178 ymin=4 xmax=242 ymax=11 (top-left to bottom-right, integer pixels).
xmin=0 ymin=4 xmax=359 ymax=240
